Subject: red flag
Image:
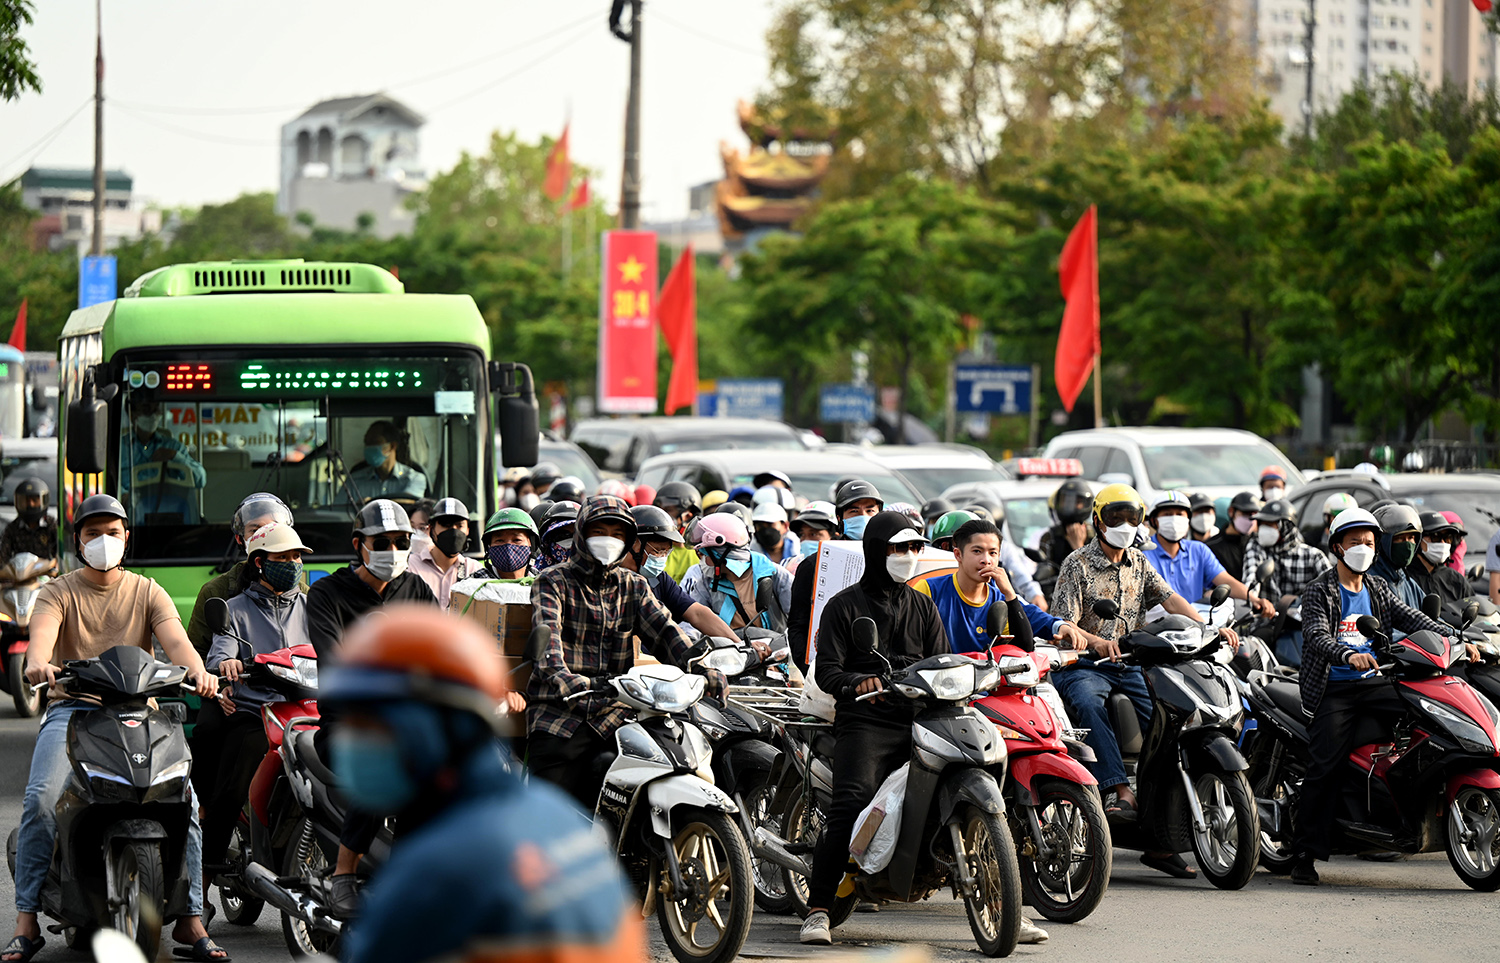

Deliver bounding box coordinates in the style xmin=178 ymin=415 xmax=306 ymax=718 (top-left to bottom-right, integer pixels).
xmin=1055 ymin=206 xmax=1099 ymax=413
xmin=1474 ymin=1 xmax=1493 ymax=14
xmin=7 ymin=299 xmax=26 ymax=351
xmin=569 ymin=178 xmax=590 ymax=211
xmin=657 ymin=246 xmax=698 ymax=416
xmin=543 ymin=124 xmax=571 ymax=202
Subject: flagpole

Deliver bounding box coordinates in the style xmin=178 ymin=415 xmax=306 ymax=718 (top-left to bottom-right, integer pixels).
xmin=1092 ymin=356 xmax=1103 ymax=429
xmin=1091 ymin=206 xmax=1102 ymax=428
xmin=561 ymin=206 xmax=572 ymax=277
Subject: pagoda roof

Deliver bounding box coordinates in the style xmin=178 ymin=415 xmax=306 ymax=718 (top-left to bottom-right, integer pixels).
xmin=715 ymin=179 xmax=812 ymax=236
xmin=737 ymin=99 xmax=835 ymax=147
xmin=720 ymin=144 xmax=829 ymax=192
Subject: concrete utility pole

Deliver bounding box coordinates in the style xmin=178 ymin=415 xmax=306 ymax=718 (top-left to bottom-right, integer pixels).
xmin=91 ymin=0 xmax=105 ymax=256
xmin=1302 ymin=0 xmax=1317 ymax=140
xmin=617 ymin=0 xmax=643 ymax=229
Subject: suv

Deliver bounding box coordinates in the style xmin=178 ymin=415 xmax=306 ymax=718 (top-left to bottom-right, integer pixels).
xmin=570 ymin=417 xmax=807 ymax=479
xmin=633 ymin=449 xmax=923 ymax=506
xmin=1042 ymin=427 xmax=1303 ymax=505
xmin=1286 ymin=471 xmax=1500 ymax=567
xmin=828 ymin=444 xmax=1010 ymax=501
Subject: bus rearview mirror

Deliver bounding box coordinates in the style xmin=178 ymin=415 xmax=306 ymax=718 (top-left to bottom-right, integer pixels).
xmin=66 ymin=371 xmax=115 ymax=475
xmin=492 ymin=361 xmax=539 ymax=469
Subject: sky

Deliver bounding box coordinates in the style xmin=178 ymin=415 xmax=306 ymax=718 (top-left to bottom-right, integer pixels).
xmin=0 ymin=0 xmax=778 ymax=221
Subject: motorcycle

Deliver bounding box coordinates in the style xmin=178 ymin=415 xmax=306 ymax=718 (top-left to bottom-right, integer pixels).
xmin=753 ymin=617 xmax=1026 ymax=957
xmin=0 ymin=552 xmax=55 ymax=717
xmin=578 ymin=659 xmax=755 ymax=963
xmin=970 ymin=602 xmax=1111 ymax=923
xmin=1245 ymin=600 xmax=1500 ymax=889
xmin=1446 ymin=595 xmax=1500 ymax=711
xmin=4 ymin=647 xmax=197 ymax=960
xmin=1090 ymin=584 xmax=1262 ymax=890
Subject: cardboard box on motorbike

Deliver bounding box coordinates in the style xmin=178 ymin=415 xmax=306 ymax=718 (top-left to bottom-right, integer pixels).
xmin=450 ymin=578 xmax=535 ymax=688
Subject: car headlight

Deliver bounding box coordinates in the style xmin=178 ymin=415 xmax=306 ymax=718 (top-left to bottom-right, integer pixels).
xmin=151 ymin=759 xmax=192 ymax=787
xmin=918 ymin=665 xmax=977 ymax=701
xmin=1420 ymin=698 xmax=1496 ymax=755
xmin=702 ymin=647 xmax=749 ymax=676
xmin=650 ymin=675 xmax=706 ymax=712
xmin=994 ymin=656 xmax=1039 ymax=688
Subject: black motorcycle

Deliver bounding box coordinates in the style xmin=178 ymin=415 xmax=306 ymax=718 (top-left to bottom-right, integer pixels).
xmin=5 ymin=647 xmax=197 ymax=960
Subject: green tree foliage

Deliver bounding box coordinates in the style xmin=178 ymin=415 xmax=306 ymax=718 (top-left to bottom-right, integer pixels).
xmin=0 ymin=0 xmax=41 ymax=102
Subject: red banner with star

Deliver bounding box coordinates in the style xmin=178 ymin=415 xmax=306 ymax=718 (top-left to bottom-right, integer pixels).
xmin=598 ymin=230 xmax=659 ymax=413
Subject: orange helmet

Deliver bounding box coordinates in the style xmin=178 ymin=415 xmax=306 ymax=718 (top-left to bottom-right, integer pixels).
xmin=321 ymin=604 xmax=506 ymax=727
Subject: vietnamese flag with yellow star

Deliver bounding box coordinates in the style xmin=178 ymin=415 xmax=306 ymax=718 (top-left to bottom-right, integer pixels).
xmin=598 ymin=230 xmax=659 ymax=412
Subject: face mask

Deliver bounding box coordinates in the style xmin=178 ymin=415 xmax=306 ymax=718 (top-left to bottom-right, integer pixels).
xmin=519 ymin=492 xmax=540 ymax=511
xmin=134 ymin=414 xmax=160 ymax=434
xmin=260 ymin=559 xmax=303 ymax=593
xmin=799 ymin=539 xmax=820 ymax=558
xmin=433 ymin=527 xmax=467 ymax=557
xmin=82 ymin=534 xmax=126 ymax=571
xmin=363 ymin=547 xmax=409 ymax=581
xmin=1256 ymin=525 xmax=1280 ymax=548
xmin=641 ymin=554 xmax=668 ymax=579
xmin=1232 ymin=515 xmax=1254 ymax=535
xmin=722 ymin=548 xmax=751 ymax=577
xmin=842 ymin=515 xmax=869 ymax=541
xmin=1423 ymin=542 xmax=1451 ymax=565
xmin=1102 ymin=524 xmax=1136 ymax=550
xmin=1155 ymin=516 xmax=1189 ymax=543
xmin=586 ymin=536 xmax=626 ymax=566
xmin=886 ymin=553 xmax=920 ymax=583
xmin=755 ymin=527 xmax=782 ymax=550
xmin=1190 ymin=513 xmax=1214 ymax=535
xmin=540 ymin=538 xmax=572 ymax=568
xmin=1339 ymin=544 xmax=1375 ymax=574
xmin=333 ymin=730 xmax=416 ymax=814
xmin=1389 ymin=540 xmax=1418 ymax=568
xmin=364 ymin=444 xmax=389 ymax=468
xmin=1263 ymin=486 xmax=1285 ymax=502
xmin=488 ymin=542 xmax=532 ymax=574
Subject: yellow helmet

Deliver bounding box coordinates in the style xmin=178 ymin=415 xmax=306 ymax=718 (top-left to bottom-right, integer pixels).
xmin=701 ymin=489 xmax=729 ymax=511
xmin=1092 ymin=483 xmax=1146 ymax=531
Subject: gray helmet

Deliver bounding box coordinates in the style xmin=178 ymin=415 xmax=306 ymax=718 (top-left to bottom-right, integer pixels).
xmin=354 ymin=499 xmax=415 ymax=536
xmin=233 ymin=492 xmax=293 ymax=539
xmin=76 ymin=493 xmax=128 ymax=528
xmin=1253 ymin=499 xmax=1297 ymax=525
xmin=834 ymin=478 xmax=883 ymax=516
xmin=1376 ymin=504 xmax=1421 ymax=538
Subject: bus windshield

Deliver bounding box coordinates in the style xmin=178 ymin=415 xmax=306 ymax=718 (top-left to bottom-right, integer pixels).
xmin=116 ymin=353 xmax=486 ymax=563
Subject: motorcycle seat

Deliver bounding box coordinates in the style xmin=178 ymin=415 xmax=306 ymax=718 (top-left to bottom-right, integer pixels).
xmin=1264 ymin=679 xmax=1306 ymax=720
xmin=812 ymin=731 xmax=836 ymax=761
xmin=1108 ymin=693 xmax=1144 ymax=756
xmin=293 ymin=729 xmax=340 ymax=788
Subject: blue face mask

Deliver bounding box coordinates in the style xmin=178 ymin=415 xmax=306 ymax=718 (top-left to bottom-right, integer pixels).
xmin=364 ymin=444 xmax=389 ymax=468
xmin=843 ymin=515 xmax=869 ymax=541
xmin=487 ymin=542 xmax=532 ymax=575
xmin=799 ymin=539 xmax=820 ymax=557
xmin=332 ymin=730 xmax=416 ymax=814
xmin=642 ymin=554 xmax=668 ymax=579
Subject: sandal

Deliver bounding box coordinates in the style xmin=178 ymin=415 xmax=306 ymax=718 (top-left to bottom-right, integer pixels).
xmin=0 ymin=935 xmax=45 ymax=963
xmin=173 ymin=936 xmax=231 ymax=961
xmin=1104 ymin=794 xmax=1138 ymax=822
xmin=1141 ymin=852 xmax=1198 ymax=879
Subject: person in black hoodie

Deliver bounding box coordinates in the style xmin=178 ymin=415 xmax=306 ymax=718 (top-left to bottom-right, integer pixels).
xmin=788 ymin=479 xmax=884 ymax=672
xmin=800 ymin=511 xmax=949 ymax=946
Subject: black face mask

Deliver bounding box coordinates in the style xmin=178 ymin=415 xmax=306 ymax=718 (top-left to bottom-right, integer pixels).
xmin=754 ymin=526 xmax=782 ymax=550
xmin=434 ymin=527 xmax=467 ymax=557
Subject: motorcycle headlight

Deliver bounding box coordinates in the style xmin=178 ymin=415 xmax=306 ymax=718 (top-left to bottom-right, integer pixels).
xmin=701 ymin=647 xmax=749 ymax=676
xmin=1419 ymin=697 xmax=1496 ymax=755
xmin=994 ymin=656 xmax=1039 ymax=688
xmin=918 ymin=665 xmax=977 ymax=701
xmin=151 ymin=759 xmax=192 ymax=787
xmin=80 ymin=762 xmax=132 ymax=786
xmin=1159 ymin=629 xmax=1201 ymax=651
xmin=649 ymin=675 xmax=706 ymax=712
xmin=616 ymin=726 xmax=670 ymax=765
xmin=269 ymin=657 xmax=318 ymax=689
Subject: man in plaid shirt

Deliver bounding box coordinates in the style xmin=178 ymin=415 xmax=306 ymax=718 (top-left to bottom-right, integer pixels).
xmin=527 ymin=495 xmax=710 ymax=808
xmin=1240 ymin=499 xmax=1330 ymax=667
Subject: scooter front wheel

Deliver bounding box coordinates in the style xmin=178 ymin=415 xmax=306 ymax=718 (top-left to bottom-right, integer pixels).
xmin=8 ymin=653 xmax=40 ymax=718
xmin=1187 ymin=768 xmax=1258 ymax=890
xmin=110 ymin=839 xmax=165 ymax=963
xmin=958 ymin=805 xmax=1022 ymax=958
xmin=1446 ymin=785 xmax=1500 ymax=891
xmin=219 ymin=819 xmax=265 ymax=925
xmin=1017 ymin=779 xmax=1111 ymax=923
xmin=654 ymin=811 xmax=754 ymax=963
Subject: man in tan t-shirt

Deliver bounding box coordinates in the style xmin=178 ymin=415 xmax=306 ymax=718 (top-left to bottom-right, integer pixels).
xmin=3 ymin=495 xmax=225 ymax=963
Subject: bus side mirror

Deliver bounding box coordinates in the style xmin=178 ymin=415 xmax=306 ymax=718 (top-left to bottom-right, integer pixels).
xmin=66 ymin=369 xmax=116 ymax=475
xmin=491 ymin=362 xmax=539 ymax=470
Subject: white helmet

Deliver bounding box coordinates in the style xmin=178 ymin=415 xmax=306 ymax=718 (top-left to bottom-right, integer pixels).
xmin=752 ymin=485 xmax=796 ymax=511
xmin=1328 ymin=507 xmax=1379 ymax=543
xmin=1148 ymin=490 xmax=1192 ymax=519
xmin=1322 ymin=492 xmax=1358 ymax=519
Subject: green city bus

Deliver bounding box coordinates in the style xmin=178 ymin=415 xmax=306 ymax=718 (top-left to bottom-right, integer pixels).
xmin=57 ymin=259 xmax=538 ymax=618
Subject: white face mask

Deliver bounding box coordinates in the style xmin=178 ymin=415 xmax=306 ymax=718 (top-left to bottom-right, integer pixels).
xmin=1256 ymin=525 xmax=1280 ymax=548
xmin=1103 ymin=524 xmax=1136 ymax=550
xmin=886 ymin=553 xmax=920 ymax=583
xmin=1423 ymin=542 xmax=1451 ymax=565
xmin=82 ymin=534 xmax=126 ymax=571
xmin=1190 ymin=512 xmax=1215 ymax=535
xmin=587 ymin=536 xmax=626 ymax=566
xmin=363 ymin=548 xmax=409 ymax=581
xmin=519 ymin=493 xmax=540 ymax=511
xmin=1339 ymin=544 xmax=1376 ymax=574
xmin=134 ymin=414 xmax=160 ymax=434
xmin=1263 ymin=486 xmax=1285 ymax=502
xmin=1232 ymin=514 xmax=1254 ymax=535
xmin=1155 ymin=516 xmax=1189 ymax=543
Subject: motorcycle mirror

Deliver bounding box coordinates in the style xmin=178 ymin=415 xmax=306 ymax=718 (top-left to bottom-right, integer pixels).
xmin=1092 ymin=599 xmax=1121 ymax=622
xmin=525 ymin=625 xmax=550 ymax=665
xmin=1256 ymin=559 xmax=1276 ymax=583
xmin=92 ymin=929 xmax=148 ymax=963
xmin=1355 ymin=615 xmax=1383 ymax=640
xmin=853 ymin=616 xmax=878 ymax=653
xmin=1208 ymin=584 xmax=1231 ymax=607
xmin=1421 ymin=593 xmax=1441 ymax=620
xmin=1462 ymin=600 xmax=1481 ymax=629
xmin=755 ymin=575 xmax=774 ymax=616
xmin=985 ymin=601 xmax=1006 ymax=640
xmin=205 ymin=596 xmax=231 ymax=635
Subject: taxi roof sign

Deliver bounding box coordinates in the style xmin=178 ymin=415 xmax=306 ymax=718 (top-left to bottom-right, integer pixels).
xmin=1013 ymin=457 xmax=1083 ymax=478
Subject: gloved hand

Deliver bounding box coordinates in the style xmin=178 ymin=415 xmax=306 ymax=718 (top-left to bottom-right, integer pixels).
xmin=704 ymin=668 xmax=728 ymax=699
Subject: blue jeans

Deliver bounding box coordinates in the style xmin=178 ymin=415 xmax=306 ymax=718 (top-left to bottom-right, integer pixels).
xmin=1275 ymin=629 xmax=1304 ymax=669
xmin=14 ymin=701 xmax=203 ymax=917
xmin=1052 ymin=661 xmax=1153 ymax=791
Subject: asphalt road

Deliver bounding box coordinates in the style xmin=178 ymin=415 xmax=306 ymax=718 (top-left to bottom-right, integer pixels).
xmin=0 ymin=713 xmax=1489 ymax=962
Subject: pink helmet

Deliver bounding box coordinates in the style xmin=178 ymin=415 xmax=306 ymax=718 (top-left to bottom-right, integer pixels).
xmin=691 ymin=512 xmax=749 ymax=550
xmin=596 ymin=478 xmax=632 ymax=503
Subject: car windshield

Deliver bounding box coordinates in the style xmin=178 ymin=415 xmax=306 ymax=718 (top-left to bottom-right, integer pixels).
xmin=658 ymin=433 xmax=803 ymax=455
xmin=1142 ymin=443 xmax=1294 ymax=490
xmin=1396 ymin=488 xmax=1500 ymax=557
xmin=1003 ymin=497 xmax=1052 ymax=550
xmin=728 ymin=468 xmax=920 ymax=506
xmin=0 ymin=457 xmax=53 ymax=505
xmin=117 ymin=353 xmax=485 ymax=563
xmin=501 ymin=442 xmax=600 ymax=490
xmin=897 ymin=466 xmax=1009 ymax=501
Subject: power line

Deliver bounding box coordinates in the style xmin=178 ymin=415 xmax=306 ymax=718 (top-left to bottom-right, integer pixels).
xmin=111 ymin=104 xmax=277 ymax=147
xmin=388 ymin=9 xmax=601 ymax=91
xmin=0 ymin=97 xmax=94 ymax=185
xmin=426 ymin=20 xmax=600 ymax=114
xmin=652 ymin=10 xmax=765 ymax=59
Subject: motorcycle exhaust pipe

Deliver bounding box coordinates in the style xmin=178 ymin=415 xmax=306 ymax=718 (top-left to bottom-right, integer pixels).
xmin=242 ymin=862 xmax=343 ymax=937
xmin=751 ymin=826 xmax=811 ymax=877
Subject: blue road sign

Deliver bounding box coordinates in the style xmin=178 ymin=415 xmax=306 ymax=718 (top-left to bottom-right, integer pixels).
xmin=955 ymin=364 xmax=1032 ymax=415
xmin=716 ymin=378 xmax=784 ymax=420
xmin=819 ymin=383 xmax=875 ymax=423
xmin=79 ymin=256 xmax=117 ymax=308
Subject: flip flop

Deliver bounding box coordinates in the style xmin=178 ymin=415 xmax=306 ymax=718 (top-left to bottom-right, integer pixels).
xmin=1141 ymin=852 xmax=1198 ymax=879
xmin=173 ymin=936 xmax=232 ymax=961
xmin=1104 ymin=794 xmax=1138 ymax=822
xmin=0 ymin=935 xmax=45 ymax=963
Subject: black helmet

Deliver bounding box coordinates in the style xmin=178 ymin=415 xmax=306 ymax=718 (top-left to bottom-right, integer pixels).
xmin=13 ymin=478 xmax=49 ymax=520
xmin=1188 ymin=492 xmax=1215 ymax=512
xmin=575 ymin=495 xmax=637 ymax=562
xmin=654 ymin=481 xmax=701 ymax=514
xmin=920 ymin=498 xmax=956 ymax=525
xmin=752 ymin=470 xmax=792 ymax=491
xmin=1376 ymin=504 xmax=1421 ymax=537
xmin=528 ymin=462 xmax=562 ymax=491
xmin=1228 ymin=491 xmax=1261 ymax=515
xmin=1418 ymin=510 xmax=1458 ymax=538
xmin=1052 ymin=478 xmax=1093 ymax=524
xmin=1253 ymin=499 xmax=1297 ymax=524
xmin=75 ymin=493 xmax=128 ymax=528
xmin=539 ymin=501 xmax=578 ymax=544
xmin=630 ymin=505 xmax=684 ymax=544
xmin=834 ymin=478 xmax=884 ymax=516
xmin=528 ymin=499 xmax=556 ymax=525
xmin=964 ymin=497 xmax=1005 ymax=524
xmin=354 ymin=499 xmax=415 ymax=536
xmin=967 ymin=505 xmax=994 ymax=523
xmin=715 ymin=500 xmax=754 ymax=528
xmin=547 ymin=477 xmax=586 ymax=504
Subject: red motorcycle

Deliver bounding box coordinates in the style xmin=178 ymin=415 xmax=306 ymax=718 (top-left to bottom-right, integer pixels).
xmin=970 ymin=635 xmax=1112 ymax=922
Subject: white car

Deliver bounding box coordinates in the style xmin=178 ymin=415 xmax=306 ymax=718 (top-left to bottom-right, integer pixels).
xmin=827 ymin=443 xmax=1010 ymax=503
xmin=1041 ymin=426 xmax=1303 ymax=506
xmin=939 ymin=478 xmax=1076 ymax=552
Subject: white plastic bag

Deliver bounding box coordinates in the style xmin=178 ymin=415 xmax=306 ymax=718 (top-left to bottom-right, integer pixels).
xmin=850 ymin=763 xmax=908 ymax=872
xmin=799 ymin=660 xmax=837 ymax=722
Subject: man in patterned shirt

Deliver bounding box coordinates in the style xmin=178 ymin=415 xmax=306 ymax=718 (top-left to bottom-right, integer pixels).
xmin=1049 ymin=484 xmax=1240 ymax=878
xmin=527 ymin=495 xmax=718 ymax=809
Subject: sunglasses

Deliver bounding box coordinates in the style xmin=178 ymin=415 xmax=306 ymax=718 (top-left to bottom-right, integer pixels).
xmin=367 ymin=535 xmax=412 ymax=551
xmin=1099 ymin=506 xmax=1144 ymax=528
xmin=887 ymin=541 xmax=924 ymax=555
